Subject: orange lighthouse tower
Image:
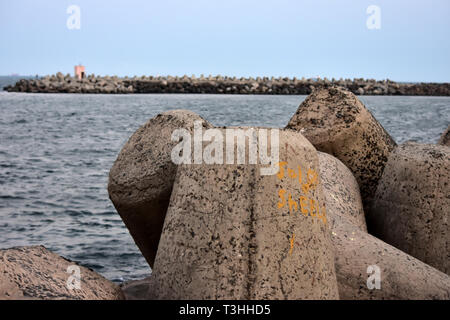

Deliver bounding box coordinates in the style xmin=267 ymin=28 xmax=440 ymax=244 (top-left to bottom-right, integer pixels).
xmin=74 ymin=65 xmax=86 ymax=80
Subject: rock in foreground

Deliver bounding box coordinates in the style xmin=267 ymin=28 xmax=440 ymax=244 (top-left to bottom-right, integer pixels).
xmin=0 ymin=245 xmax=123 ymax=300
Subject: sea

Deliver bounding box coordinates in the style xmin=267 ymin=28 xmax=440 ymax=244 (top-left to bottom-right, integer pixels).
xmin=0 ymin=82 xmax=449 ymax=282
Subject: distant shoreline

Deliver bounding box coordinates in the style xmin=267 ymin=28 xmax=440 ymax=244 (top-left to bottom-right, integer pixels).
xmin=3 ymin=73 xmax=450 ymax=96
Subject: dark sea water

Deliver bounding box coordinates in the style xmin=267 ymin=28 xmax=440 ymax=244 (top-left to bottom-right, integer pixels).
xmin=0 ymin=91 xmax=449 ymax=282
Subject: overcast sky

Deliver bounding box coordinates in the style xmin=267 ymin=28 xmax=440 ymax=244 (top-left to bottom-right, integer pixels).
xmin=1 ymin=0 xmax=449 ymax=82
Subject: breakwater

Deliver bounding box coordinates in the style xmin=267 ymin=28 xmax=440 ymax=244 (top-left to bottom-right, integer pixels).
xmin=3 ymin=72 xmax=450 ymax=95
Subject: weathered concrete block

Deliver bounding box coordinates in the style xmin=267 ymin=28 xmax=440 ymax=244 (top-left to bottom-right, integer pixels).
xmin=0 ymin=246 xmax=123 ymax=300
xmin=368 ymin=142 xmax=450 ymax=274
xmin=318 ymin=152 xmax=450 ymax=299
xmin=108 ymin=110 xmax=212 ymax=267
xmin=148 ymin=129 xmax=339 ymax=299
xmin=286 ymin=87 xmax=396 ymax=208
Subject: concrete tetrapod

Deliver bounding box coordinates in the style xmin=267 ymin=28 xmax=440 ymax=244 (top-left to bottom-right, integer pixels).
xmin=147 ymin=129 xmax=339 ymax=299
xmin=286 ymin=87 xmax=396 ymax=210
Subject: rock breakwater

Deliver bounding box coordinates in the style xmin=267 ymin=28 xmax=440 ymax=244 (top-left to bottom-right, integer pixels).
xmin=4 ymin=73 xmax=450 ymax=95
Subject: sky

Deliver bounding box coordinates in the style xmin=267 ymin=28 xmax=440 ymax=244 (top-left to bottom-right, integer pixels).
xmin=1 ymin=0 xmax=450 ymax=82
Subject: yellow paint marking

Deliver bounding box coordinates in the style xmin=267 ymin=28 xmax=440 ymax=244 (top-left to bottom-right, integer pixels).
xmin=289 ymin=233 xmax=295 ymax=255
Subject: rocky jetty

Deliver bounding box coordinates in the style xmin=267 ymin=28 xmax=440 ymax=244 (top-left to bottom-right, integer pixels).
xmin=107 ymin=87 xmax=449 ymax=299
xmin=4 ymin=73 xmax=450 ymax=95
xmin=0 ymin=246 xmax=123 ymax=300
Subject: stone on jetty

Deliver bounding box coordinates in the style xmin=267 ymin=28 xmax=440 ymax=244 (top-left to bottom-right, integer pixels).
xmin=56 ymin=72 xmax=64 ymax=81
xmin=108 ymin=110 xmax=212 ymax=268
xmin=318 ymin=152 xmax=450 ymax=299
xmin=317 ymin=152 xmax=367 ymax=231
xmin=285 ymin=86 xmax=396 ymax=208
xmin=368 ymin=142 xmax=450 ymax=275
xmin=0 ymin=246 xmax=123 ymax=300
xmin=147 ymin=129 xmax=339 ymax=299
xmin=438 ymin=125 xmax=450 ymax=146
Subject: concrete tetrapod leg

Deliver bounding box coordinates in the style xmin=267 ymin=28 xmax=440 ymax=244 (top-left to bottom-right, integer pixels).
xmin=318 ymin=152 xmax=367 ymax=231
